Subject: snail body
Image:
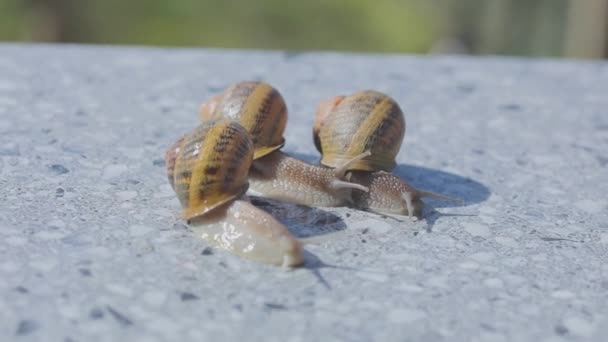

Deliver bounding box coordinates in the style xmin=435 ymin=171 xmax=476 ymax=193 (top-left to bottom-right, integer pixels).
xmin=348 ymin=170 xmax=462 ymax=219
xmin=249 ymin=150 xmax=370 ymax=207
xmin=313 ymin=91 xmax=462 ymax=220
xmin=188 ymin=196 xmax=302 ymax=267
xmin=165 ymin=118 xmax=303 ymax=267
xmin=200 ymin=81 xmax=369 ymax=207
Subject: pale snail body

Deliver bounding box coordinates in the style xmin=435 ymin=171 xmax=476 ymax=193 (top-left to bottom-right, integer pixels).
xmin=249 ymin=150 xmax=369 ymax=207
xmin=188 ymin=197 xmax=302 ymax=267
xmin=165 ymin=119 xmax=303 ymax=267
xmin=200 ymin=81 xmax=369 ymax=207
xmin=314 ymin=91 xmax=462 ymax=220
xmin=348 ymin=171 xmax=460 ymax=218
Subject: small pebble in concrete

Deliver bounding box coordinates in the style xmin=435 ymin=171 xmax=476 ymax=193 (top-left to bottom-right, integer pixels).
xmin=79 ymin=268 xmax=92 ymax=277
xmin=89 ymin=308 xmax=104 ymax=319
xmin=499 ymin=103 xmax=522 ymax=111
xmin=180 ymin=292 xmax=199 ymax=301
xmin=14 ymin=286 xmax=29 ymax=294
xmin=106 ymin=306 xmax=133 ymax=326
xmin=554 ymin=324 xmax=569 ymax=336
xmin=16 ymin=320 xmax=39 ymax=335
xmin=264 ymin=303 xmax=287 ymax=311
xmin=49 ymin=164 xmax=69 ymax=175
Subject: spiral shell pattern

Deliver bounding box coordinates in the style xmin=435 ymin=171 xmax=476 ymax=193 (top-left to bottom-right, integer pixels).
xmin=316 ymin=90 xmax=405 ymax=172
xmin=165 ymin=119 xmax=254 ymax=220
xmin=205 ymin=81 xmax=287 ymax=159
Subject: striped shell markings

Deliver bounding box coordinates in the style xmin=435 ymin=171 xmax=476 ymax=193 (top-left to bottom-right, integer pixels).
xmin=201 ymin=81 xmax=286 ymax=159
xmin=167 ymin=119 xmax=253 ymax=220
xmin=316 ymin=90 xmax=405 ymax=172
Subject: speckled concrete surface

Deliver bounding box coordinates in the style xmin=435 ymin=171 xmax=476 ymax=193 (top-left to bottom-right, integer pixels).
xmin=0 ymin=44 xmax=607 ymax=342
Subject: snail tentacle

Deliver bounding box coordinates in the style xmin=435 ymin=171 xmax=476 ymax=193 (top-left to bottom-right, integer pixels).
xmin=401 ymin=192 xmax=417 ymax=221
xmin=330 ymin=151 xmax=372 ymax=192
xmin=332 ymin=150 xmax=372 ymax=179
xmin=329 ymin=179 xmax=368 ymax=192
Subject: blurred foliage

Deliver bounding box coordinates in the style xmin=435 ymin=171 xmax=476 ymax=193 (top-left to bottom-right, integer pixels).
xmin=439 ymin=0 xmax=568 ymax=56
xmin=0 ymin=0 xmax=607 ymax=58
xmin=0 ymin=0 xmax=437 ymax=53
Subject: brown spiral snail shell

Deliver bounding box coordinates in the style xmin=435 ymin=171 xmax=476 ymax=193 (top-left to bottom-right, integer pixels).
xmin=200 ymin=81 xmax=286 ymax=159
xmin=199 ymin=81 xmax=370 ymax=207
xmin=314 ymin=90 xmax=405 ymax=172
xmin=165 ymin=118 xmax=303 ymax=267
xmin=313 ymin=90 xmax=463 ymax=220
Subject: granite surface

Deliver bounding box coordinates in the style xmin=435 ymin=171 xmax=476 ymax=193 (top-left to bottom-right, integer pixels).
xmin=0 ymin=43 xmax=606 ymax=342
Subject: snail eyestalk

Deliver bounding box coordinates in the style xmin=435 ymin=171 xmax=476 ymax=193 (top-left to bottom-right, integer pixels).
xmin=401 ymin=192 xmax=417 ymax=221
xmin=330 ymin=150 xmax=372 ymax=192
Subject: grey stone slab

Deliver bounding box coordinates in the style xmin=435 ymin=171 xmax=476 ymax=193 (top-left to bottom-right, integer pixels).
xmin=0 ymin=43 xmax=607 ymax=342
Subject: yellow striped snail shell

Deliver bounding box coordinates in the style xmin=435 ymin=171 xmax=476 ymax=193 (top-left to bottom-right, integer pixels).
xmin=200 ymin=81 xmax=286 ymax=159
xmin=199 ymin=81 xmax=370 ymax=207
xmin=314 ymin=90 xmax=405 ymax=172
xmin=313 ymin=91 xmax=462 ymax=220
xmin=165 ymin=118 xmax=303 ymax=267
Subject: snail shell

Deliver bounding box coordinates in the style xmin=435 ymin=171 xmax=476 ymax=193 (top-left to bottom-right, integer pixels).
xmin=167 ymin=119 xmax=252 ymax=220
xmin=315 ymin=90 xmax=405 ymax=172
xmin=165 ymin=118 xmax=304 ymax=267
xmin=200 ymin=81 xmax=287 ymax=159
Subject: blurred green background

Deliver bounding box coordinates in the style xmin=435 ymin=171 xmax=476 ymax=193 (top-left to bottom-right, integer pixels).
xmin=1 ymin=0 xmax=607 ymax=59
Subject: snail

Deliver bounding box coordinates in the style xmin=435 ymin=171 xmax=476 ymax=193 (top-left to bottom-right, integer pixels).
xmin=199 ymin=81 xmax=370 ymax=207
xmin=165 ymin=118 xmax=304 ymax=267
xmin=313 ymin=90 xmax=463 ymax=220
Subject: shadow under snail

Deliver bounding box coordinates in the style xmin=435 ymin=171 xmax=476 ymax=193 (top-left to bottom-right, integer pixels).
xmin=199 ymin=81 xmax=370 ymax=208
xmin=313 ymin=90 xmax=463 ymax=220
xmin=165 ymin=118 xmax=304 ymax=267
